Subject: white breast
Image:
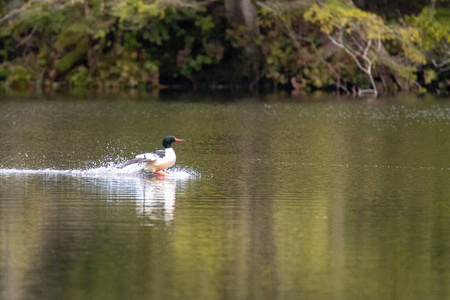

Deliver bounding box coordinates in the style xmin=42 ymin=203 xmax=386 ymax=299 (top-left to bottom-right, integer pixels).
xmin=144 ymin=148 xmax=176 ymax=172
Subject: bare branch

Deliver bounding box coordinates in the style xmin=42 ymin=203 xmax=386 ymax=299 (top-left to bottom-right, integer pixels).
xmin=376 ymin=33 xmax=382 ymax=53
xmin=359 ymin=89 xmax=377 ymax=95
xmin=432 ymin=58 xmax=450 ymax=68
xmin=349 ymin=34 xmax=365 ymax=52
xmin=17 ymin=26 xmax=38 ymax=47
xmin=255 ymin=1 xmax=277 ymax=13
xmin=437 ymin=66 xmax=450 ymax=75
xmin=255 ymin=1 xmax=311 ymax=13
xmin=0 ymin=0 xmax=67 ymax=25
xmin=169 ymin=0 xmax=218 ymax=9
xmin=363 ymin=39 xmax=372 ymax=58
xmin=0 ymin=10 xmax=21 ymax=25
xmin=328 ymin=34 xmax=377 ymax=95
xmin=413 ymin=81 xmax=422 ymax=88
xmin=328 ymin=34 xmax=368 ymax=73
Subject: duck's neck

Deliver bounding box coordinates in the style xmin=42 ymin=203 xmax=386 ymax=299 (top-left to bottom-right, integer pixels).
xmin=165 ymin=147 xmax=176 ymax=158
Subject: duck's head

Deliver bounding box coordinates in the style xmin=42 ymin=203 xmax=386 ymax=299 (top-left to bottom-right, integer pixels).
xmin=163 ymin=136 xmax=184 ymax=148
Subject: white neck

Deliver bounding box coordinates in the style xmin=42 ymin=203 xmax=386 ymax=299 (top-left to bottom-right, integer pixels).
xmin=165 ymin=147 xmax=176 ymax=158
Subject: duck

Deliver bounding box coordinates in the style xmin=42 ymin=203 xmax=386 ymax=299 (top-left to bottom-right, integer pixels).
xmin=122 ymin=136 xmax=184 ymax=176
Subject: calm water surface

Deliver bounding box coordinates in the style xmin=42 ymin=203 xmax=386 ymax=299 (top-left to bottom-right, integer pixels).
xmin=1 ymin=93 xmax=450 ymax=300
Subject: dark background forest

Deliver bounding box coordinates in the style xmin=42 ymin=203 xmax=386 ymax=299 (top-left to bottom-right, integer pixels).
xmin=0 ymin=0 xmax=449 ymax=95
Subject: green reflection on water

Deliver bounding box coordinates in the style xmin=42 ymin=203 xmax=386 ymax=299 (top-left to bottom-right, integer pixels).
xmin=1 ymin=94 xmax=450 ymax=300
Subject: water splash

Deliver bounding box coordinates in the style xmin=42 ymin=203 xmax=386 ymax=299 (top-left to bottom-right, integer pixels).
xmin=0 ymin=162 xmax=199 ymax=180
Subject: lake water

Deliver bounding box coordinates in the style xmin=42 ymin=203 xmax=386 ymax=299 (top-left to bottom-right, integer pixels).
xmin=1 ymin=93 xmax=450 ymax=300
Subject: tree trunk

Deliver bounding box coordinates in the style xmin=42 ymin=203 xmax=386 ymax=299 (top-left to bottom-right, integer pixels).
xmin=225 ymin=0 xmax=261 ymax=91
xmin=225 ymin=0 xmax=260 ymax=38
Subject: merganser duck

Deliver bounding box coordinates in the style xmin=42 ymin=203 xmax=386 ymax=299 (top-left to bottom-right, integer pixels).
xmin=123 ymin=136 xmax=184 ymax=176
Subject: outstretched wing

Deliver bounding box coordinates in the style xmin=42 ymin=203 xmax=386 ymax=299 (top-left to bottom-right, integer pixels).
xmin=122 ymin=152 xmax=160 ymax=168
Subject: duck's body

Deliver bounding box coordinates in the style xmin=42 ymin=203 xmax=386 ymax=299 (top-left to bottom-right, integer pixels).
xmin=123 ymin=136 xmax=183 ymax=175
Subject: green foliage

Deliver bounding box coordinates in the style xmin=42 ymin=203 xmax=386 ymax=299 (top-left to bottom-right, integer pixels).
xmin=383 ymin=58 xmax=417 ymax=82
xmin=181 ymin=54 xmax=213 ymax=78
xmin=0 ymin=63 xmax=9 ymax=80
xmin=195 ymin=15 xmax=215 ymax=33
xmin=424 ymin=69 xmax=437 ymax=84
xmin=69 ymin=66 xmax=91 ymax=88
xmin=113 ymin=0 xmax=165 ymax=26
xmin=55 ymin=38 xmax=90 ymax=73
xmin=406 ymin=7 xmax=450 ymax=51
xmin=102 ymin=57 xmax=159 ymax=88
xmin=5 ymin=64 xmax=32 ymax=89
xmin=265 ymin=37 xmax=297 ymax=85
xmin=395 ymin=27 xmax=426 ymax=64
xmin=304 ymin=2 xmax=391 ymax=39
xmin=0 ymin=0 xmax=448 ymax=93
xmin=302 ymin=1 xmax=441 ymax=92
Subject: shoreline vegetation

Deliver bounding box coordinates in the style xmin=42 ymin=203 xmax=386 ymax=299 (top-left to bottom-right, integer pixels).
xmin=0 ymin=0 xmax=449 ymax=96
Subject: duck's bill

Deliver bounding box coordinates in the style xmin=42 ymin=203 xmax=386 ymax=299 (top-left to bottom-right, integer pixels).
xmin=175 ymin=138 xmax=184 ymax=142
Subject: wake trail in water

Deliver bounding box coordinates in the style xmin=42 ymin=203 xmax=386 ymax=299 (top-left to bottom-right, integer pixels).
xmin=0 ymin=162 xmax=198 ymax=180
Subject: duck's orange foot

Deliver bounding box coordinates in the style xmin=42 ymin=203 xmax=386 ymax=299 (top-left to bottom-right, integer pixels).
xmin=154 ymin=172 xmax=166 ymax=176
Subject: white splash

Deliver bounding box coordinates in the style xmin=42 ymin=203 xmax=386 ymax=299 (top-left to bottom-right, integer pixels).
xmin=0 ymin=164 xmax=197 ymax=179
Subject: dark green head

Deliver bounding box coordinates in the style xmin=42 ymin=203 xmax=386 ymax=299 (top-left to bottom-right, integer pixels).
xmin=162 ymin=136 xmax=184 ymax=148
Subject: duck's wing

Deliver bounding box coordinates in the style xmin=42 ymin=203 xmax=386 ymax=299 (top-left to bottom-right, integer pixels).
xmin=153 ymin=150 xmax=166 ymax=158
xmin=122 ymin=151 xmax=161 ymax=168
